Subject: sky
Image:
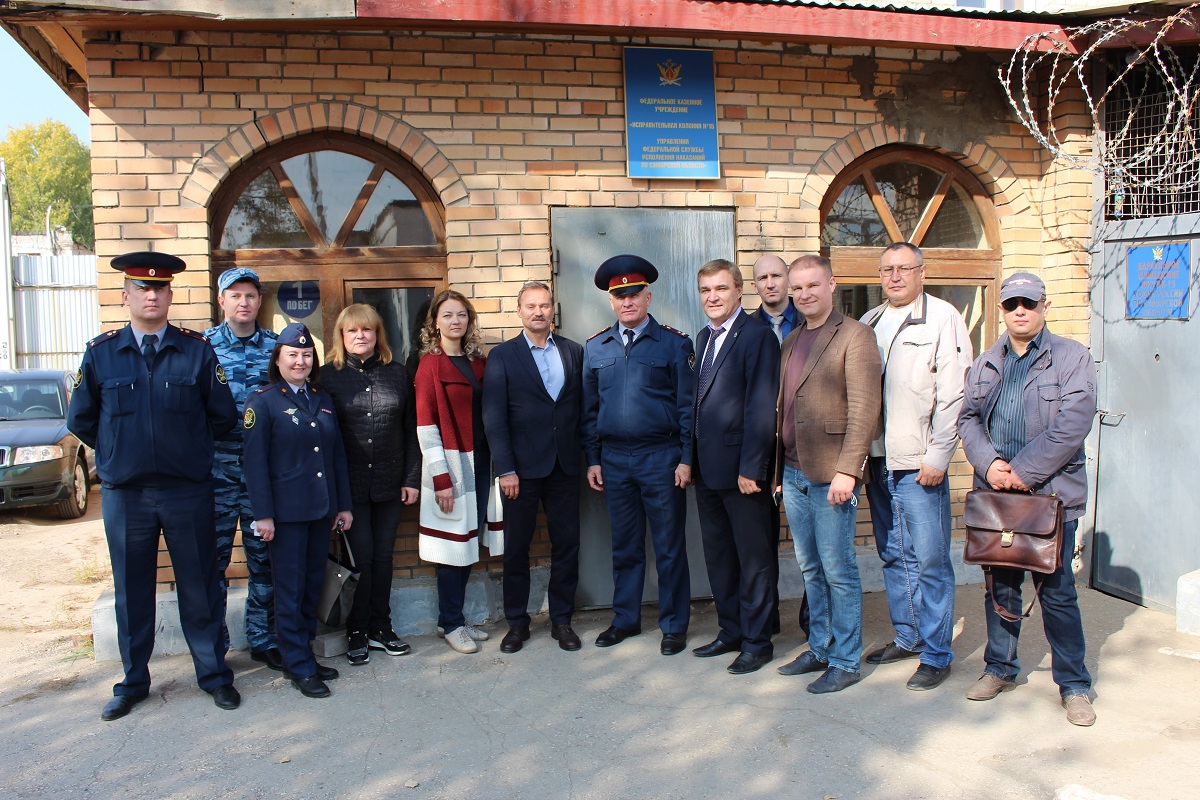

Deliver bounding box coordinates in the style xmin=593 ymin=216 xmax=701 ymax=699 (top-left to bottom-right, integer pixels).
xmin=1 ymin=30 xmax=90 ymax=144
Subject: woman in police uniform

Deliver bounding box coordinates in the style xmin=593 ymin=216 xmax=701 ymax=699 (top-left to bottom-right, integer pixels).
xmin=242 ymin=322 xmax=353 ymax=699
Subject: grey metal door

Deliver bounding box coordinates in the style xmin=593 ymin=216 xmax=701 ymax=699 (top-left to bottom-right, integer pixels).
xmin=551 ymin=207 xmax=735 ymax=608
xmin=1094 ymin=219 xmax=1200 ymax=611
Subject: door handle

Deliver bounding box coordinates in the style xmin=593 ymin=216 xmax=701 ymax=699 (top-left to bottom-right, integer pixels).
xmin=1099 ymin=410 xmax=1125 ymax=426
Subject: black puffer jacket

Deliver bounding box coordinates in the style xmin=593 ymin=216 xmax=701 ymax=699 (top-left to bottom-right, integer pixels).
xmin=321 ymin=353 xmax=421 ymax=503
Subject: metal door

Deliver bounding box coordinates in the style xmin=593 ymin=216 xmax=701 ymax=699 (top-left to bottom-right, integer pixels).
xmin=551 ymin=207 xmax=735 ymax=608
xmin=1093 ymin=218 xmax=1200 ymax=611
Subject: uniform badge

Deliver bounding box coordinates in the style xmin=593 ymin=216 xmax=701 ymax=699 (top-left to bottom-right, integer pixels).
xmin=243 ymin=407 xmax=255 ymax=429
xmin=216 ymin=364 xmax=228 ymax=385
xmin=70 ymin=369 xmax=83 ymax=389
xmin=284 ymin=407 xmax=300 ymax=425
xmin=688 ymin=353 xmax=695 ymax=370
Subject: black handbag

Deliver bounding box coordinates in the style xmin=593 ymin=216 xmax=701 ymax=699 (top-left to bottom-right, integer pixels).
xmin=317 ymin=528 xmax=359 ymax=628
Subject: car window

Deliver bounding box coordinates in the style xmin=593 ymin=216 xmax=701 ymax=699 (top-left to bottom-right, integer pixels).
xmin=0 ymin=381 xmax=66 ymax=420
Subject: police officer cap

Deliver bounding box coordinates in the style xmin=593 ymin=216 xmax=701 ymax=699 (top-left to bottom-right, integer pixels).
xmin=278 ymin=322 xmax=315 ymax=348
xmin=111 ymin=251 xmax=186 ymax=287
xmin=595 ymin=254 xmax=659 ymax=296
xmin=217 ymin=267 xmax=263 ymax=293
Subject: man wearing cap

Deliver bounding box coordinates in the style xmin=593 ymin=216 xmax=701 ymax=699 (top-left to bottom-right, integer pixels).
xmin=205 ymin=268 xmax=280 ymax=670
xmin=583 ymin=254 xmax=695 ymax=655
xmin=67 ymin=252 xmax=241 ymax=720
xmin=958 ymin=272 xmax=1099 ymax=726
xmin=860 ymin=242 xmax=973 ymax=691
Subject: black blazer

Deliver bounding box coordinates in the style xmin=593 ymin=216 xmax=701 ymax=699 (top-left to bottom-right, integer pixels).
xmin=693 ymin=310 xmax=780 ymax=490
xmin=483 ymin=332 xmax=584 ymax=479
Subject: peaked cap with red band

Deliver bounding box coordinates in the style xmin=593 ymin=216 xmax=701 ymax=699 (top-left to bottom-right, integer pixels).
xmin=112 ymin=251 xmax=186 ymax=287
xmin=594 ymin=254 xmax=659 ymax=297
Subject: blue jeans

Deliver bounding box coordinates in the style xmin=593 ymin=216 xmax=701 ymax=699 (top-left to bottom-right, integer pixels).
xmin=781 ymin=464 xmax=862 ymax=673
xmin=983 ymin=519 xmax=1091 ymax=698
xmin=866 ymin=458 xmax=954 ymax=669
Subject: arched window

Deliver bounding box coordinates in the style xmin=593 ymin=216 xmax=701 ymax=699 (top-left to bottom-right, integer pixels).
xmin=820 ymin=146 xmax=1001 ymax=352
xmin=210 ymin=132 xmax=446 ymax=361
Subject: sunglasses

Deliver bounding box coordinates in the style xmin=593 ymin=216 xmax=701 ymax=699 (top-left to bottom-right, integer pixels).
xmin=1001 ymin=296 xmax=1041 ymax=312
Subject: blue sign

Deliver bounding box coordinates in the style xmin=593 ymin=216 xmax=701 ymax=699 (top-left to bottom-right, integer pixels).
xmin=1126 ymin=242 xmax=1190 ymax=320
xmin=623 ymin=47 xmax=719 ymax=180
xmin=277 ymin=280 xmax=320 ymax=319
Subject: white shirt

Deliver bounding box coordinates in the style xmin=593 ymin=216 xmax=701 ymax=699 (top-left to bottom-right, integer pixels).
xmin=704 ymin=307 xmax=742 ymax=363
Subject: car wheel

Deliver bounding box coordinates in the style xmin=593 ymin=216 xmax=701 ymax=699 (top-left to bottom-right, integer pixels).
xmin=56 ymin=459 xmax=89 ymax=519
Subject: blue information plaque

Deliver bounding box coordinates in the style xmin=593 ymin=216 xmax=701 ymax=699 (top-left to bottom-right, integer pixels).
xmin=623 ymin=47 xmax=719 ymax=180
xmin=277 ymin=280 xmax=321 ymax=319
xmin=1126 ymin=242 xmax=1191 ymax=320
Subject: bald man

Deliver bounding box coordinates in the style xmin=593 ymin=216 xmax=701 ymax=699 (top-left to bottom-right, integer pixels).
xmin=751 ymin=255 xmax=798 ymax=343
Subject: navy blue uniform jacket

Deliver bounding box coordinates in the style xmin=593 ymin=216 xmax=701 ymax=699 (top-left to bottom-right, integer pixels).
xmin=483 ymin=333 xmax=584 ymax=479
xmin=67 ymin=324 xmax=238 ymax=486
xmin=242 ymin=382 xmax=353 ymax=523
xmin=582 ymin=315 xmax=695 ymax=465
xmin=693 ymin=311 xmax=781 ymax=489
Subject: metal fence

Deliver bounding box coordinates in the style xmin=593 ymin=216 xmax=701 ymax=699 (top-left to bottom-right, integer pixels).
xmin=12 ymin=254 xmax=98 ymax=370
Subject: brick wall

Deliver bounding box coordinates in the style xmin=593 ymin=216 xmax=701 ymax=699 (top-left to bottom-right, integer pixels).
xmin=81 ymin=29 xmax=1094 ymax=586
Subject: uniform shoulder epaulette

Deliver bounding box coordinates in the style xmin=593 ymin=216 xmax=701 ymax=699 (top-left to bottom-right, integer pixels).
xmin=586 ymin=327 xmax=611 ymax=342
xmin=660 ymin=324 xmax=690 ymax=339
xmin=178 ymin=327 xmax=210 ymax=342
xmin=86 ymin=330 xmax=120 ymax=348
xmin=252 ymin=384 xmax=274 ymax=395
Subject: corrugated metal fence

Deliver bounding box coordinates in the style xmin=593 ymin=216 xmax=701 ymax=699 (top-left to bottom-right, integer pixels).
xmin=13 ymin=255 xmax=99 ymax=370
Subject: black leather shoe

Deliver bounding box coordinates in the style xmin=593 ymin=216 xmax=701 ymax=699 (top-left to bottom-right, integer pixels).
xmin=660 ymin=633 xmax=686 ymax=655
xmin=865 ymin=642 xmax=921 ymax=665
xmin=906 ymin=663 xmax=952 ymax=691
xmin=249 ymin=647 xmax=285 ymax=672
xmin=595 ymin=625 xmax=641 ymax=647
xmin=315 ymin=664 xmax=340 ymax=681
xmin=551 ymin=624 xmax=582 ymax=651
xmin=807 ymin=667 xmax=862 ymax=694
xmin=777 ymin=650 xmax=828 ymax=676
xmin=500 ymin=625 xmax=531 ymax=653
xmin=692 ymin=638 xmax=741 ymax=658
xmin=208 ymin=685 xmax=241 ymax=710
xmin=292 ymin=675 xmax=331 ymax=698
xmin=727 ymin=651 xmax=773 ymax=675
xmin=101 ymin=694 xmax=147 ymax=721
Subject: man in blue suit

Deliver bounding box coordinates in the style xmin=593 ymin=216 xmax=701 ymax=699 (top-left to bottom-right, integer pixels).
xmin=691 ymin=259 xmax=782 ymax=675
xmin=483 ymin=282 xmax=585 ymax=653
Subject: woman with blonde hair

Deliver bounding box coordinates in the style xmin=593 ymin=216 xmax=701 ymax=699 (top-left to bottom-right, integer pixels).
xmin=414 ymin=289 xmax=502 ymax=653
xmin=322 ymin=303 xmax=420 ymax=665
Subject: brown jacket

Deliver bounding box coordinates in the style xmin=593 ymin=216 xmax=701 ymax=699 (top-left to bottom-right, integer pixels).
xmin=776 ymin=309 xmax=882 ymax=485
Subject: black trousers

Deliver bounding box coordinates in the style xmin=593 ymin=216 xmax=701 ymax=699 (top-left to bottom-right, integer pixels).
xmin=694 ymin=473 xmax=779 ymax=655
xmin=501 ymin=460 xmax=581 ymax=627
xmin=346 ymin=496 xmax=406 ymax=635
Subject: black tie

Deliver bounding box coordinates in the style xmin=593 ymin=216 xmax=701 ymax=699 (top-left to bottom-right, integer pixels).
xmin=299 ymin=387 xmax=315 ymax=413
xmin=141 ymin=334 xmax=158 ymax=369
xmin=624 ymin=329 xmax=635 ymax=354
xmin=695 ymin=326 xmax=725 ymax=430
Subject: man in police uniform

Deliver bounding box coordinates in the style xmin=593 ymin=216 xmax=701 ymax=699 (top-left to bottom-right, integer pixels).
xmin=583 ymin=254 xmax=695 ymax=655
xmin=205 ymin=268 xmax=280 ymax=669
xmin=67 ymin=251 xmax=241 ymax=720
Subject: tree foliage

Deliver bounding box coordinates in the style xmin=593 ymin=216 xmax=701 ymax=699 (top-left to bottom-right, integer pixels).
xmin=0 ymin=120 xmax=93 ymax=249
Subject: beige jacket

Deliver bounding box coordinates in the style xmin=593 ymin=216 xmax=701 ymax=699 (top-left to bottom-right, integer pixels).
xmin=861 ymin=293 xmax=973 ymax=473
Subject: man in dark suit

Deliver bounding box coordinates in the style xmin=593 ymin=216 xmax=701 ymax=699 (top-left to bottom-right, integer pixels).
xmin=690 ymin=259 xmax=781 ymax=675
xmin=483 ymin=281 xmax=584 ymax=653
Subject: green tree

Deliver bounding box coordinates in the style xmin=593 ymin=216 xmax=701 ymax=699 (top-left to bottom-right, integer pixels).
xmin=0 ymin=119 xmax=93 ymax=250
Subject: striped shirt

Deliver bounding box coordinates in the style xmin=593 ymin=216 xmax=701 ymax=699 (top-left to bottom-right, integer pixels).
xmin=988 ymin=328 xmax=1044 ymax=461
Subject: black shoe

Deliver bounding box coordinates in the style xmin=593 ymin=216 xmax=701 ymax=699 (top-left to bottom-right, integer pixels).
xmin=249 ymin=647 xmax=285 ymax=672
xmin=368 ymin=628 xmax=411 ymax=656
xmin=660 ymin=633 xmax=686 ymax=656
xmin=286 ymin=664 xmax=340 ymax=681
xmin=777 ymin=650 xmax=828 ymax=676
xmin=100 ymin=694 xmax=147 ymax=721
xmin=292 ymin=675 xmax=331 ymax=698
xmin=866 ymin=642 xmax=921 ymax=665
xmin=500 ymin=625 xmax=531 ymax=653
xmin=906 ymin=663 xmax=952 ymax=691
xmin=807 ymin=667 xmax=862 ymax=694
xmin=347 ymin=631 xmax=370 ymax=666
xmin=595 ymin=625 xmax=641 ymax=647
xmin=692 ymin=638 xmax=741 ymax=658
xmin=727 ymin=651 xmax=773 ymax=675
xmin=208 ymin=685 xmax=241 ymax=710
xmin=551 ymin=624 xmax=582 ymax=651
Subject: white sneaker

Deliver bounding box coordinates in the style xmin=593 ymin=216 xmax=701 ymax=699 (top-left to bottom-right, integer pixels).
xmin=443 ymin=626 xmax=479 ymax=654
xmin=437 ymin=625 xmax=490 ymax=641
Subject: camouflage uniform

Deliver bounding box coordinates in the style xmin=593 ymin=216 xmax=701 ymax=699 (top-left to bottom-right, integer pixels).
xmin=205 ymin=320 xmax=278 ymax=651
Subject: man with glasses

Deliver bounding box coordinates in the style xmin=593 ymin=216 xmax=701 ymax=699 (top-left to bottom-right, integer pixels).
xmin=958 ymin=272 xmax=1098 ymax=726
xmin=861 ymin=243 xmax=973 ymax=691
